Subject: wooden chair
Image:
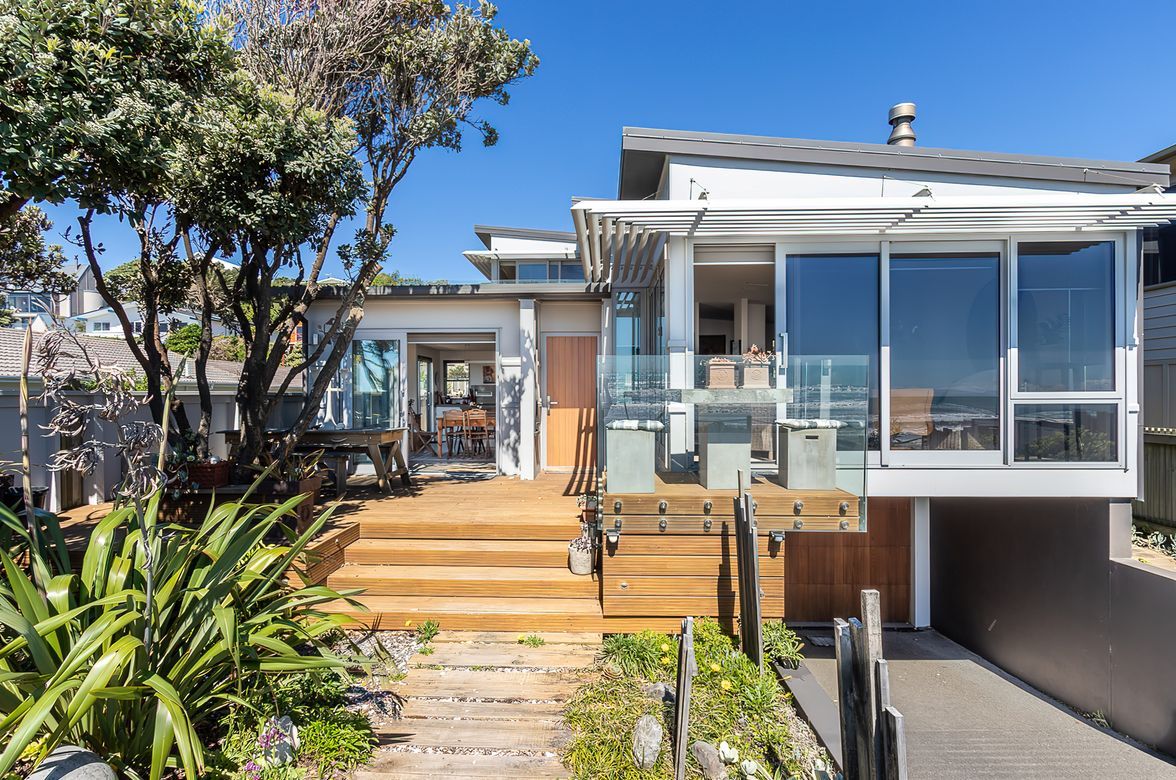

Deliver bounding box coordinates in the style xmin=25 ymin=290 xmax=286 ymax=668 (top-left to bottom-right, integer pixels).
xmin=441 ymin=409 xmax=465 ymax=457
xmin=409 ymin=410 xmax=439 ymax=457
xmin=464 ymin=409 xmax=490 ymax=455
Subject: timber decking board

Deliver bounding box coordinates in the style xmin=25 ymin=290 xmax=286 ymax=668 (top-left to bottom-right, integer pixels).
xmin=601 ymin=594 xmax=786 ymax=617
xmin=604 ymin=552 xmax=784 ymax=577
xmin=328 ymin=564 xmax=598 ymax=598
xmin=603 ymin=473 xmax=858 ymax=519
xmin=355 ymin=754 xmax=569 ymax=778
xmin=391 ymin=668 xmax=587 ymax=700
xmin=603 ymin=574 xmax=784 ymax=597
xmin=345 ymin=539 xmax=572 ymax=567
xmin=376 ymin=718 xmax=570 ymax=751
xmin=413 ymin=642 xmax=597 ymax=669
xmin=399 ymin=699 xmax=566 ymax=721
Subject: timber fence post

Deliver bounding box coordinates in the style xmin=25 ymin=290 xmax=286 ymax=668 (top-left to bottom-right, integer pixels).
xmin=672 ymin=616 xmax=697 ymax=780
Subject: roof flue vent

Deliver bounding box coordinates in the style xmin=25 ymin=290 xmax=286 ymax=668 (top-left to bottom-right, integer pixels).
xmin=887 ymin=102 xmax=917 ymax=146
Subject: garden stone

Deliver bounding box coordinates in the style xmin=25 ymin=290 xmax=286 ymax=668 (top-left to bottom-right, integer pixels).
xmin=691 ymin=740 xmax=728 ymax=779
xmin=631 ymin=713 xmax=663 ymax=769
xmin=28 ymin=746 xmax=116 ymax=780
xmin=643 ymin=681 xmax=676 ymax=703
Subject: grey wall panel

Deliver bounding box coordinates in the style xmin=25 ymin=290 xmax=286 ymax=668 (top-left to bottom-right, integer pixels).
xmin=930 ymin=498 xmax=1114 ymax=715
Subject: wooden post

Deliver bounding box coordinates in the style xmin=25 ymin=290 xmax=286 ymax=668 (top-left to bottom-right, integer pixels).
xmin=882 ymin=706 xmax=908 ymax=780
xmin=672 ymin=617 xmax=697 ymax=780
xmin=833 ymin=618 xmax=859 ymax=778
xmin=734 ymin=471 xmax=763 ymax=668
xmin=860 ymin=590 xmax=883 ymax=778
xmin=875 ymin=659 xmax=892 ymax=780
xmin=848 ymin=618 xmax=873 ymax=780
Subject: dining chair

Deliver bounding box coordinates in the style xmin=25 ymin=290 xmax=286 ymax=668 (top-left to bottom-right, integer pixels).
xmin=441 ymin=409 xmax=465 ymax=457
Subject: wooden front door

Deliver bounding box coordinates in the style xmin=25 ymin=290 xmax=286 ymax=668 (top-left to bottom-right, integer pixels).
xmin=544 ymin=335 xmax=597 ymax=472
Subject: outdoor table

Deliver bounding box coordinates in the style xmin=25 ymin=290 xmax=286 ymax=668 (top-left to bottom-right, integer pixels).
xmin=222 ymin=427 xmax=410 ymax=495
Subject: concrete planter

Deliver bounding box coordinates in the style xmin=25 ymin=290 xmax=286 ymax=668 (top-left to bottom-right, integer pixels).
xmin=776 ymin=423 xmax=838 ymax=489
xmin=698 ymin=415 xmax=751 ymax=490
xmin=605 ymin=421 xmax=663 ymax=494
xmin=705 ymin=361 xmax=737 ymax=389
xmin=741 ymin=363 xmax=771 ymax=388
xmin=568 ymin=542 xmax=594 ymax=575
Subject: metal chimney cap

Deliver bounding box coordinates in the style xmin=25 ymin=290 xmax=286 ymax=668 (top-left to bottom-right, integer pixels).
xmin=887 ymin=102 xmax=917 ymax=146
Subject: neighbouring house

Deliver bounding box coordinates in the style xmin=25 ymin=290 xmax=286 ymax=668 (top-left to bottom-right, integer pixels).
xmin=67 ymin=302 xmax=229 ymax=339
xmin=0 ymin=328 xmax=298 ymax=512
xmin=1 ymin=262 xmax=103 ymax=330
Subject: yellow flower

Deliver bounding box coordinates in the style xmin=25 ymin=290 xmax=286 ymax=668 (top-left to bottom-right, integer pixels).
xmin=661 ymin=655 xmax=672 ymax=665
xmin=660 ymin=643 xmax=670 ymax=652
xmin=404 ymin=620 xmax=413 ymax=627
xmin=710 ymin=663 xmax=722 ymax=673
xmin=720 ymin=679 xmax=732 ymax=691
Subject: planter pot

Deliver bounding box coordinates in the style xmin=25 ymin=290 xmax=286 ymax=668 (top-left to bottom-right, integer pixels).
xmin=255 ymin=474 xmax=324 ymax=533
xmin=776 ymin=423 xmax=838 ymax=490
xmin=568 ymin=543 xmax=594 ymax=575
xmin=705 ymin=362 xmax=736 ymax=389
xmin=605 ymin=422 xmax=662 ymax=494
xmin=698 ymin=414 xmax=752 ymax=490
xmin=741 ymin=363 xmax=771 ymax=389
xmin=187 ymin=461 xmax=230 ymax=489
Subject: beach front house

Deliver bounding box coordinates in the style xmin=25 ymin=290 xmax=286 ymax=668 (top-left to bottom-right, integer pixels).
xmin=306 ymin=105 xmax=1176 ymax=631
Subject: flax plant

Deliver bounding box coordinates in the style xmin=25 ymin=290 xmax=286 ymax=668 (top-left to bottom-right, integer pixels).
xmin=0 ymin=327 xmax=362 ymax=778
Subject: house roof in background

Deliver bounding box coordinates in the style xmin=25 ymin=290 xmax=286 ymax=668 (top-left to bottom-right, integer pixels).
xmin=0 ymin=329 xmax=301 ymax=392
xmin=473 ymin=224 xmax=578 ymax=250
xmin=619 ymin=126 xmax=1171 ymax=200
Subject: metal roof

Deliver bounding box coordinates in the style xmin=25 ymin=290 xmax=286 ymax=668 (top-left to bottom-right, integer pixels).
xmin=572 ymin=192 xmax=1176 ymax=285
xmin=619 ymin=127 xmax=1171 ymax=200
xmin=472 ymin=224 xmax=578 ymax=250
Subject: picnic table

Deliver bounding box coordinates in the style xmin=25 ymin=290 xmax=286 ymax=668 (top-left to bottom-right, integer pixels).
xmin=222 ymin=427 xmax=411 ymax=495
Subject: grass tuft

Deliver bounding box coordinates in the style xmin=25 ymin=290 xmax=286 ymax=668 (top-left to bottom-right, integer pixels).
xmin=519 ymin=634 xmax=546 ymax=647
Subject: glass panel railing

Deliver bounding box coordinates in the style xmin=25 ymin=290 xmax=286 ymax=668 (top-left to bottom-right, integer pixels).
xmin=598 ymin=353 xmax=869 ymax=509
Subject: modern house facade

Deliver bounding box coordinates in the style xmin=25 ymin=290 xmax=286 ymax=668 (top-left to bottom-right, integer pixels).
xmin=307 ymin=108 xmax=1176 ymax=630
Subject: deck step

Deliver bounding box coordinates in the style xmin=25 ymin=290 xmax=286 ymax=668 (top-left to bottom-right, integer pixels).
xmin=391 ymin=668 xmax=587 ymax=701
xmin=357 ymin=516 xmax=577 ymax=541
xmin=327 ymin=564 xmax=599 ymax=598
xmin=345 ymin=538 xmax=571 ymax=567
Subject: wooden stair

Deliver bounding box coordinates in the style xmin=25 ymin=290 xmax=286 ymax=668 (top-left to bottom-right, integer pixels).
xmin=358 ymin=631 xmax=595 ymax=778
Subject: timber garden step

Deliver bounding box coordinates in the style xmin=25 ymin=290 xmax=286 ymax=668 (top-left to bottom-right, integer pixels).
xmin=344 ymin=538 xmax=572 ymax=567
xmin=326 ymin=564 xmax=599 ymax=598
xmin=357 ymin=516 xmax=577 ymax=541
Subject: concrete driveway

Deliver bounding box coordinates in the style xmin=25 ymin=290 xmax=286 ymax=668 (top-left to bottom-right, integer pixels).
xmin=800 ymin=630 xmax=1176 ymax=779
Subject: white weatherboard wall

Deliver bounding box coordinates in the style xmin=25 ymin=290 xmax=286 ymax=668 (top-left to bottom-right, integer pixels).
xmin=661 ymin=155 xmax=1138 ymax=201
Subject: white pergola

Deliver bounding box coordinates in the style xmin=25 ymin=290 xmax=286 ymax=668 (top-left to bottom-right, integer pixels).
xmin=571 ymin=193 xmax=1176 ymax=286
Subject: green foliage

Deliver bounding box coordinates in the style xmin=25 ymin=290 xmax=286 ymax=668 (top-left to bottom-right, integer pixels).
xmin=0 ymin=490 xmax=358 ymax=779
xmin=762 ymin=620 xmax=805 ymax=667
xmin=0 ymin=207 xmax=71 ymax=293
xmin=415 ymin=619 xmax=441 ymax=644
xmin=211 ymin=334 xmax=247 ymax=362
xmin=519 ymin=634 xmax=546 ymax=648
xmin=0 ymin=0 xmax=235 ymax=210
xmin=298 ymin=709 xmax=375 ymax=778
xmin=567 ymin=619 xmax=819 ymax=780
xmin=165 ymin=322 xmax=204 ymax=356
xmin=106 ymin=256 xmax=193 ymax=315
xmin=602 ymin=630 xmax=678 ymax=681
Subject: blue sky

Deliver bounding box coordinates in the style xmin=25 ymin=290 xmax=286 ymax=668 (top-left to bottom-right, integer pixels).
xmin=44 ymin=0 xmax=1176 ymax=282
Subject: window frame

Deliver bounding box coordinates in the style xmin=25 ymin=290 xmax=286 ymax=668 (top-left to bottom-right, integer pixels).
xmin=1007 ymin=234 xmax=1126 ymax=468
xmin=444 ymin=359 xmax=471 ymax=399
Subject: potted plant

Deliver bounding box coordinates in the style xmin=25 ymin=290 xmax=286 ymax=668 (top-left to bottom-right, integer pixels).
xmin=740 ymin=344 xmax=773 ymax=388
xmin=251 ymin=449 xmax=327 ymax=533
xmin=568 ymin=521 xmax=594 ymax=575
xmin=705 ymin=356 xmax=737 ymax=389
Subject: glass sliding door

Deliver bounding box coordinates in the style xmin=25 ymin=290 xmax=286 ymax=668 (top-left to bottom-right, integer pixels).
xmin=351 ymin=339 xmax=402 ymax=429
xmin=416 ymin=356 xmax=433 ymax=428
xmin=889 ymin=253 xmax=1000 ymax=453
xmin=785 ymin=254 xmax=880 ymax=450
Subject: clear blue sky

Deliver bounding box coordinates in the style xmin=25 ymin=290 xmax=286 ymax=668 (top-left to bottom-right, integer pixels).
xmin=44 ymin=0 xmax=1176 ymax=282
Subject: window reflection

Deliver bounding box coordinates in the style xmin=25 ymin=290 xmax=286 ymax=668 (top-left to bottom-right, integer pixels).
xmin=1014 ymin=404 xmax=1117 ymax=462
xmin=1017 ymin=241 xmax=1114 ymax=392
xmin=890 ymin=254 xmax=1000 ymax=451
xmin=786 ymin=254 xmax=879 ymax=450
xmin=352 ymin=339 xmax=401 ymax=429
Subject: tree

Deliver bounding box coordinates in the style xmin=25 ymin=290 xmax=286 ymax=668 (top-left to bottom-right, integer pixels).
xmin=0 ymin=206 xmax=72 ymax=295
xmin=213 ymin=0 xmax=538 ymax=466
xmin=165 ymin=322 xmax=203 ymax=355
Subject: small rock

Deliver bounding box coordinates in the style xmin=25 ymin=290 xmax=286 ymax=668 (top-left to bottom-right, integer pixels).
xmin=691 ymin=740 xmax=728 ymax=779
xmin=28 ymin=746 xmax=116 ymax=780
xmin=631 ymin=713 xmax=663 ymax=769
xmin=643 ymin=681 xmax=676 ymax=703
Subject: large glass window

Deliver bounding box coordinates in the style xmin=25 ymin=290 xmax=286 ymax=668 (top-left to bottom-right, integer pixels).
xmin=1013 ymin=404 xmax=1118 ymax=462
xmin=351 ymin=339 xmax=401 ymax=428
xmin=1017 ymin=241 xmax=1114 ymax=393
xmin=786 ymin=254 xmax=879 ymax=449
xmin=444 ymin=360 xmax=470 ymax=399
xmin=890 ymin=254 xmax=1000 ymax=451
xmin=559 ymin=261 xmax=583 ymax=281
xmin=516 ymin=262 xmax=548 ymax=282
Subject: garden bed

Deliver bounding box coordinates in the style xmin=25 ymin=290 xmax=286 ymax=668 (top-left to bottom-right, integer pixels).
xmin=562 ymin=618 xmax=832 ymax=779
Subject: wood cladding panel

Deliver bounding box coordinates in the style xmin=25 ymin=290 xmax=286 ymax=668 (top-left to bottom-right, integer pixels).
xmin=545 ymin=335 xmax=597 ymax=471
xmin=785 ymin=497 xmax=911 ymax=623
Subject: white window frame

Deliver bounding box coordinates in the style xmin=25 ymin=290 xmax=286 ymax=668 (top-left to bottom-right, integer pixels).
xmin=1008 ymin=234 xmax=1125 ymax=468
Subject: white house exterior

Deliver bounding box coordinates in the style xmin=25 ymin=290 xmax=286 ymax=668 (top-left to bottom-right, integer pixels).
xmin=69 ymin=303 xmax=228 ymax=339
xmin=307 ymin=112 xmax=1176 ymax=633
